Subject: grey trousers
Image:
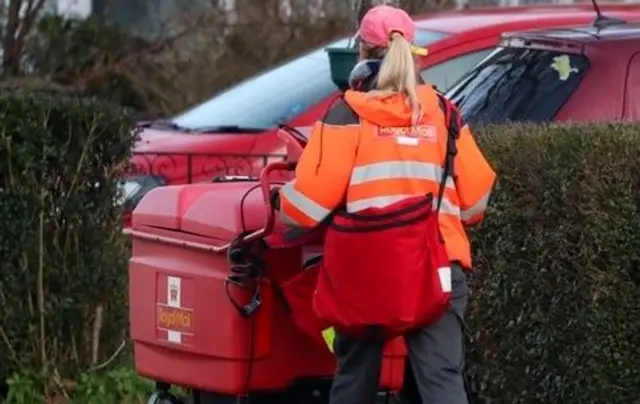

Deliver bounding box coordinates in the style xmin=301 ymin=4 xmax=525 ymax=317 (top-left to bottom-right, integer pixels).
xmin=328 ymin=263 xmax=469 ymax=404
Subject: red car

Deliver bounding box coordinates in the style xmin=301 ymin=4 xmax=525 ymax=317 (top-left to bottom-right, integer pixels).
xmin=447 ymin=20 xmax=640 ymax=123
xmin=122 ymin=4 xmax=640 ymax=213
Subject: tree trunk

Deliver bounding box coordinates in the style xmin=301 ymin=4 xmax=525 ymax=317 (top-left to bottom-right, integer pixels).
xmin=2 ymin=0 xmax=48 ymax=77
xmin=2 ymin=0 xmax=23 ymax=76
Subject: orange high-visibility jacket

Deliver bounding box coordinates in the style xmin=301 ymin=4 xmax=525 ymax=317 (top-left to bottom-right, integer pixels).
xmin=279 ymin=85 xmax=496 ymax=269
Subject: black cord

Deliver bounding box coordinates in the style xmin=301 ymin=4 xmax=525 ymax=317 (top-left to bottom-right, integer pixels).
xmin=239 ymin=184 xmax=261 ymax=233
xmin=237 ymin=182 xmax=285 ymax=232
xmin=223 ymin=179 xmax=285 ymax=402
xmin=236 ymin=313 xmax=255 ymax=404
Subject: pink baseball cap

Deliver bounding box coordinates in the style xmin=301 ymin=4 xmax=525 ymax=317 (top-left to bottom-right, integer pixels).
xmin=357 ymin=5 xmax=428 ymax=56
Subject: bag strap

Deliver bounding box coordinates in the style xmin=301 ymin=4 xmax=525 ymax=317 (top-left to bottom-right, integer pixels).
xmin=435 ymin=93 xmax=461 ymax=215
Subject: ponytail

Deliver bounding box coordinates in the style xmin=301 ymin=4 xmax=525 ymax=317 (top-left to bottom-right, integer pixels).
xmin=373 ymin=32 xmax=422 ymax=125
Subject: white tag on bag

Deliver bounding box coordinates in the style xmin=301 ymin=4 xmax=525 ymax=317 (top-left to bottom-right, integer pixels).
xmin=438 ymin=266 xmax=452 ymax=293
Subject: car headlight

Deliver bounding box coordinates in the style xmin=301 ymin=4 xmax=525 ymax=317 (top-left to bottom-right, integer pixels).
xmin=118 ymin=174 xmax=167 ymax=211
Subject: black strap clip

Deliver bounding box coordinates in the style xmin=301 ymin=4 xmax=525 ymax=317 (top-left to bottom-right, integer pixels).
xmin=225 ymin=232 xmax=266 ymax=318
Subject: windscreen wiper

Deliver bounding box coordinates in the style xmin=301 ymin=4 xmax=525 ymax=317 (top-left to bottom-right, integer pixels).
xmin=137 ymin=119 xmax=192 ymax=132
xmin=278 ymin=123 xmax=308 ymax=143
xmin=191 ymin=125 xmax=267 ymax=134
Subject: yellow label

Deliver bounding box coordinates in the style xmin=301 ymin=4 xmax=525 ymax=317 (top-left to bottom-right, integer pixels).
xmin=551 ymin=55 xmax=578 ymax=81
xmin=157 ymin=304 xmax=194 ymax=334
xmin=322 ymin=327 xmax=336 ymax=353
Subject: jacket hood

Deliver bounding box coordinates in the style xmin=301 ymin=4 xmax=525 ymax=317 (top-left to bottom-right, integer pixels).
xmin=343 ymin=84 xmax=440 ymax=127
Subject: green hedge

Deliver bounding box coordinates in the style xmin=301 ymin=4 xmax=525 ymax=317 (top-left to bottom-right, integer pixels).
xmin=1 ymin=97 xmax=639 ymax=404
xmin=466 ymin=123 xmax=640 ymax=403
xmin=0 ymin=89 xmax=135 ymax=399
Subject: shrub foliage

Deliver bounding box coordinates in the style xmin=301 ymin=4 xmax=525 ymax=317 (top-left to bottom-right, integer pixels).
xmin=466 ymin=123 xmax=640 ymax=403
xmin=1 ymin=99 xmax=639 ymax=403
xmin=0 ymin=89 xmax=135 ymax=397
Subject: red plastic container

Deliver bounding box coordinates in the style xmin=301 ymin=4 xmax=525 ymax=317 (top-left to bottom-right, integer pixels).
xmin=128 ymin=180 xmax=407 ymax=395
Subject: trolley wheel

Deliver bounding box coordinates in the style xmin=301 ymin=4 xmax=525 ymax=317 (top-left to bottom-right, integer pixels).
xmin=147 ymin=390 xmax=184 ymax=404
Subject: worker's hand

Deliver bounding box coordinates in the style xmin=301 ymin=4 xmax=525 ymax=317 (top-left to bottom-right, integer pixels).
xmin=269 ymin=187 xmax=281 ymax=211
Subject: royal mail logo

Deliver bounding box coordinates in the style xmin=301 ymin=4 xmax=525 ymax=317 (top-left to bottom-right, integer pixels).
xmin=157 ymin=275 xmax=193 ymax=344
xmin=169 ymin=284 xmax=178 ymax=304
xmin=156 ymin=304 xmax=194 ymax=334
xmin=378 ymin=125 xmax=437 ymax=143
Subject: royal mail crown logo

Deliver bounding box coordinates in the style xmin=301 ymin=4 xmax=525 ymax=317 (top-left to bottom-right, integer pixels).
xmin=169 ymin=284 xmax=178 ymax=303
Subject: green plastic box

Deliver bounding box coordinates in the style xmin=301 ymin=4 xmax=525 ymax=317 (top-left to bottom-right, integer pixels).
xmin=326 ymin=46 xmax=359 ymax=91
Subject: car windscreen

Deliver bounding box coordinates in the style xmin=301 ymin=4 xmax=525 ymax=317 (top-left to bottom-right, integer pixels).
xmin=445 ymin=47 xmax=589 ymax=124
xmin=171 ymin=30 xmax=448 ymax=131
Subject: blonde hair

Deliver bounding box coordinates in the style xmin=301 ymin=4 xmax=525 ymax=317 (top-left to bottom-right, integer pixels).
xmin=363 ymin=33 xmax=422 ymax=125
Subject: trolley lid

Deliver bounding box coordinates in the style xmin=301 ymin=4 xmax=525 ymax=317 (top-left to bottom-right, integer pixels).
xmin=132 ymin=182 xmax=268 ymax=242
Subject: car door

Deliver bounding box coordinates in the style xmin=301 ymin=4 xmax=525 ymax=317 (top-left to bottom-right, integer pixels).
xmin=420 ymin=48 xmax=495 ymax=92
xmin=623 ymin=52 xmax=640 ymax=121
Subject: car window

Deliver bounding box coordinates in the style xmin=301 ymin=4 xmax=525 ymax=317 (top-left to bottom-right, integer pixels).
xmin=171 ymin=30 xmax=448 ymax=131
xmin=446 ymin=47 xmax=589 ymax=124
xmin=420 ymin=48 xmax=494 ymax=92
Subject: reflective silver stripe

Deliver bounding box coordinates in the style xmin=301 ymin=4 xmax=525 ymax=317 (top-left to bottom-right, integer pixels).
xmin=280 ymin=181 xmax=331 ymax=223
xmin=347 ymin=194 xmax=412 ymax=212
xmin=435 ymin=197 xmax=461 ymax=217
xmin=350 ymin=161 xmax=455 ymax=189
xmin=279 ymin=209 xmax=300 ymax=226
xmin=461 ymin=190 xmax=491 ymax=222
xmin=347 ymin=194 xmax=460 ymax=217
